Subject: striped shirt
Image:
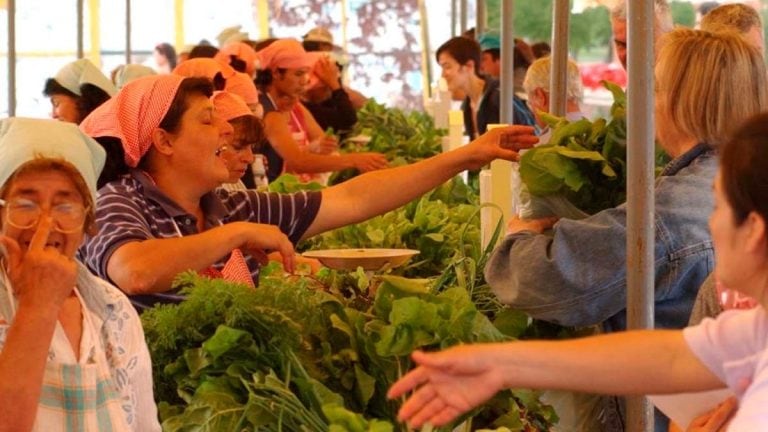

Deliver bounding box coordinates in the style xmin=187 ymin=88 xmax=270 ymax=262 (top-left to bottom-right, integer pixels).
xmin=79 ymin=169 xmax=322 ymax=311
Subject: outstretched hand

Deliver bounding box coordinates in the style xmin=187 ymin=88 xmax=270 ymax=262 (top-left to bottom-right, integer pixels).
xmin=237 ymin=222 xmax=296 ymax=273
xmin=461 ymin=125 xmax=538 ymax=170
xmin=387 ymin=345 xmax=506 ymax=428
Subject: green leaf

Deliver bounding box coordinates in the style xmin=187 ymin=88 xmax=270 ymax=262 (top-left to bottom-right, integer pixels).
xmin=354 ymin=364 xmax=376 ymax=408
xmin=202 ymin=325 xmax=251 ymax=361
xmin=493 ymin=309 xmax=531 ymax=339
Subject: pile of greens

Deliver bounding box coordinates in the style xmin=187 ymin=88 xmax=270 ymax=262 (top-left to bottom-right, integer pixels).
xmin=518 ymin=81 xmax=629 ymax=215
xmin=142 ymin=264 xmax=557 ymax=431
xmin=330 ymin=100 xmax=446 ymax=184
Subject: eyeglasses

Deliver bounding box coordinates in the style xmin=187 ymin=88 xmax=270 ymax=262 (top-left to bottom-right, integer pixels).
xmin=0 ymin=198 xmax=89 ymax=234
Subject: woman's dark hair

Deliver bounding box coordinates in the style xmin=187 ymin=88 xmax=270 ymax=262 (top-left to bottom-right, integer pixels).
xmin=189 ymin=44 xmax=219 ymax=59
xmin=95 ymin=136 xmax=129 ymax=187
xmin=155 ymin=42 xmax=178 ymax=70
xmin=225 ymin=55 xmax=247 ymax=73
xmin=230 ymin=115 xmax=265 ymax=152
xmin=720 ymin=113 xmax=768 ymax=226
xmin=436 ymin=36 xmax=482 ymax=75
xmin=255 ymin=68 xmax=288 ymax=89
xmin=212 ymin=72 xmax=226 ymax=91
xmin=158 ymin=77 xmax=215 ymax=133
xmin=43 ymin=79 xmax=112 ymax=123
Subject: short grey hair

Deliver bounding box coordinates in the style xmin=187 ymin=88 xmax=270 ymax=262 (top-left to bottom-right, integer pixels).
xmin=612 ymin=0 xmax=674 ymax=34
xmin=523 ymin=56 xmax=583 ymax=102
xmin=701 ymin=3 xmax=763 ymax=35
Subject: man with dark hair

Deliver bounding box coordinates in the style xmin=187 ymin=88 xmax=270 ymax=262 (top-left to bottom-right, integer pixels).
xmin=436 ymin=36 xmax=535 ymax=140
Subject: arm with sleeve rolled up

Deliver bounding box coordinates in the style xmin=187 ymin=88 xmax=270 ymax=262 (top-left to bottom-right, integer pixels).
xmin=485 ymin=204 xmax=643 ymax=327
xmin=388 ymin=330 xmax=724 ymax=429
xmin=106 ymin=221 xmax=294 ymax=295
xmin=303 ymin=126 xmax=538 ymax=239
xmin=263 ymin=111 xmax=387 ymax=174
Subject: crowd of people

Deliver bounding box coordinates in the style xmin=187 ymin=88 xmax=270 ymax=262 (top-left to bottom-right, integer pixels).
xmin=2 ymin=1 xmax=768 ymax=431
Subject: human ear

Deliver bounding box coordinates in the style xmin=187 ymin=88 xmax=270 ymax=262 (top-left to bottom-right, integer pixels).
xmin=150 ymin=128 xmax=175 ymax=157
xmin=744 ymin=211 xmax=767 ymax=255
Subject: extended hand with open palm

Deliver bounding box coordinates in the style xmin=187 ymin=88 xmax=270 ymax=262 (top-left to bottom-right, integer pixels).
xmin=387 ymin=345 xmax=507 ymax=428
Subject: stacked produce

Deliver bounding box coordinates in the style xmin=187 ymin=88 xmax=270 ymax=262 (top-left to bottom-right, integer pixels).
xmin=518 ymin=81 xmax=629 ymax=216
xmin=330 ymin=100 xmax=446 ymax=184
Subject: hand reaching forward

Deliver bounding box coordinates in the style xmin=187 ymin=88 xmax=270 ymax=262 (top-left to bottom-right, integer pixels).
xmin=388 ymin=345 xmax=506 ymax=428
xmin=0 ymin=217 xmax=77 ymax=309
xmin=234 ymin=222 xmax=296 ymax=273
xmin=460 ymin=125 xmax=538 ymax=170
xmin=687 ymin=397 xmax=737 ymax=432
xmin=347 ymin=152 xmax=389 ymax=172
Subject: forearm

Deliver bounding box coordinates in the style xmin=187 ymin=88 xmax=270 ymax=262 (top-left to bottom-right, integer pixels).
xmin=498 ymin=330 xmax=723 ymax=394
xmin=321 ymin=148 xmax=468 ymax=223
xmin=107 ymin=224 xmax=245 ymax=294
xmin=283 ymin=151 xmax=357 ymax=173
xmin=0 ymin=301 xmax=60 ymax=432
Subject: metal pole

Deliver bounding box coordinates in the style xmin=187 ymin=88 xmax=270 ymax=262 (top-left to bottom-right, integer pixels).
xmin=460 ymin=0 xmax=467 ymax=34
xmin=8 ymin=0 xmax=16 ymax=116
xmin=476 ymin=0 xmax=485 ymax=36
xmin=125 ymin=0 xmax=131 ymax=64
xmin=451 ymin=0 xmax=457 ymax=37
xmin=549 ymin=0 xmax=569 ymax=117
xmin=626 ymin=1 xmax=655 ymax=431
xmin=500 ymin=0 xmax=514 ymax=124
xmin=418 ymin=0 xmax=432 ymax=101
xmin=77 ymin=0 xmax=84 ymax=58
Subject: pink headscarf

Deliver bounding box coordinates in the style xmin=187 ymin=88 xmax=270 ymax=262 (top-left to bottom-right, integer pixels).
xmin=215 ymin=42 xmax=259 ymax=77
xmin=211 ymin=91 xmax=253 ymax=121
xmin=256 ymin=39 xmax=318 ymax=70
xmin=225 ymin=72 xmax=259 ymax=105
xmin=80 ymin=75 xmax=184 ymax=167
xmin=173 ymin=57 xmax=236 ymax=80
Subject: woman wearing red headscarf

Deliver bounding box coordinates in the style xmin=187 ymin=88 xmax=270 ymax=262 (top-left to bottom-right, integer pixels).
xmin=255 ymin=39 xmax=388 ymax=184
xmin=78 ymin=74 xmax=536 ymax=311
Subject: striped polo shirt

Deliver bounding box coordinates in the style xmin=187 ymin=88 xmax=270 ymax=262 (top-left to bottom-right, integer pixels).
xmin=79 ymin=169 xmax=321 ymax=312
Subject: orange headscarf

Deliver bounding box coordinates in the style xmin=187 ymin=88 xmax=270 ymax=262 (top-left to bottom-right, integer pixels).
xmin=80 ymin=75 xmax=184 ymax=167
xmin=225 ymin=72 xmax=259 ymax=105
xmin=215 ymin=42 xmax=259 ymax=77
xmin=211 ymin=91 xmax=252 ymax=121
xmin=173 ymin=57 xmax=236 ymax=80
xmin=256 ymin=39 xmax=318 ymax=70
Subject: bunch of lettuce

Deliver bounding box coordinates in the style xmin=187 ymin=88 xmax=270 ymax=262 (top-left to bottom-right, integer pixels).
xmin=519 ymin=81 xmax=629 ymax=215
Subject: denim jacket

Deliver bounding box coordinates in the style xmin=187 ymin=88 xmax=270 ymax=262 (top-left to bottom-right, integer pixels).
xmin=486 ymin=143 xmax=717 ymax=332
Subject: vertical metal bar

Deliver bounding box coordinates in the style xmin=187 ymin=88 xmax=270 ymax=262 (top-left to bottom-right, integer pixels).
xmin=476 ymin=0 xmax=485 ymax=35
xmin=77 ymin=0 xmax=84 ymax=58
xmin=500 ymin=0 xmax=514 ymax=123
xmin=626 ymin=0 xmax=655 ymax=431
xmin=8 ymin=0 xmax=15 ymax=116
xmin=418 ymin=0 xmax=432 ymax=102
xmin=125 ymin=0 xmax=131 ymax=64
xmin=460 ymin=0 xmax=467 ymax=34
xmin=451 ymin=0 xmax=457 ymax=37
xmin=174 ymin=0 xmax=184 ymax=55
xmin=549 ymin=0 xmax=569 ymax=117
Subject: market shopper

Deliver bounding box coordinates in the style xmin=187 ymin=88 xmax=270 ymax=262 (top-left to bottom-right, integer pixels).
xmin=523 ymin=56 xmax=584 ymax=134
xmin=211 ymin=90 xmax=261 ymax=191
xmin=436 ymin=36 xmax=535 ymax=140
xmin=255 ymin=39 xmax=387 ymax=183
xmin=0 ymin=118 xmax=159 ymax=431
xmin=43 ymin=58 xmax=117 ymax=125
xmin=701 ymin=3 xmax=764 ymax=54
xmin=302 ymin=54 xmax=358 ymax=136
xmin=389 ymin=110 xmax=768 ymax=432
xmin=611 ymin=0 xmax=673 ymax=69
xmin=78 ymin=74 xmax=537 ymax=311
xmin=486 ymin=28 xmax=767 ymax=330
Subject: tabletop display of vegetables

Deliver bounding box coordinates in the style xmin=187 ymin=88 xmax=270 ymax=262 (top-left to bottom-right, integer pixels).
xmin=143 ymin=262 xmax=557 ymax=432
xmin=329 ymin=100 xmax=446 ymax=184
xmin=518 ymin=81 xmax=668 ymax=217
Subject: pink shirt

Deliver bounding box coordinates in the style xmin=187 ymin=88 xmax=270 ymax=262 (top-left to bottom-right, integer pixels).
xmin=684 ymin=307 xmax=768 ymax=430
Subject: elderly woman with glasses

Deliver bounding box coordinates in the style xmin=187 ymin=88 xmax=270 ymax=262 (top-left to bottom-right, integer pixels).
xmin=0 ymin=118 xmax=159 ymax=431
